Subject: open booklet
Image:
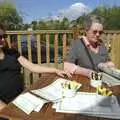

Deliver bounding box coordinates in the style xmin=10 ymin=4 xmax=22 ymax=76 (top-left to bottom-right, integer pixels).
xmin=12 ymin=78 xmax=81 ymax=115
xmin=98 ymin=64 xmax=120 ymax=80
xmin=12 ymin=92 xmax=48 ymax=115
xmin=102 ymin=72 xmax=120 ymax=86
xmin=31 ymin=78 xmax=82 ymax=102
xmin=52 ymin=92 xmax=120 ymax=119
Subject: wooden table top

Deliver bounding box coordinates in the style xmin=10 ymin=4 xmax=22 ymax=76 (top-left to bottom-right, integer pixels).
xmin=0 ymin=73 xmax=120 ymax=120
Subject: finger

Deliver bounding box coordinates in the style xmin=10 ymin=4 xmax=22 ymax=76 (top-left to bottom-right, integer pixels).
xmin=65 ymin=72 xmax=72 ymax=79
xmin=57 ymin=73 xmax=64 ymax=77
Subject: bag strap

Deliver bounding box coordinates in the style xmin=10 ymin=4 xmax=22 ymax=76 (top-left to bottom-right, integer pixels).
xmin=80 ymin=38 xmax=97 ymax=71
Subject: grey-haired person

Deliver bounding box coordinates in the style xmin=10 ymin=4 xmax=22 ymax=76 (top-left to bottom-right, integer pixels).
xmin=64 ymin=15 xmax=115 ymax=78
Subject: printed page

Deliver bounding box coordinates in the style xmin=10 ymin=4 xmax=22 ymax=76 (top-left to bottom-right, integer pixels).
xmin=12 ymin=92 xmax=47 ymax=115
xmin=31 ymin=78 xmax=82 ymax=102
xmin=55 ymin=92 xmax=120 ymax=119
xmin=98 ymin=64 xmax=120 ymax=80
xmin=102 ymin=72 xmax=120 ymax=86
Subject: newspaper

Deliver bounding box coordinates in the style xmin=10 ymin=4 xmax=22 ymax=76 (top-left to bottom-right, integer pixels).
xmin=53 ymin=92 xmax=120 ymax=119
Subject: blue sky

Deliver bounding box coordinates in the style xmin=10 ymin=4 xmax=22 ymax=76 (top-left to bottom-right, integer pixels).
xmin=12 ymin=0 xmax=120 ymax=23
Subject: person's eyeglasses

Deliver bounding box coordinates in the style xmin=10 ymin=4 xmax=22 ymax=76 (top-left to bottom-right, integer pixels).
xmin=0 ymin=34 xmax=8 ymax=39
xmin=92 ymin=30 xmax=103 ymax=35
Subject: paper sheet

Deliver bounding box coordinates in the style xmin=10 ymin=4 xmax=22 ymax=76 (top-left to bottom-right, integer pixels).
xmin=98 ymin=64 xmax=120 ymax=80
xmin=102 ymin=72 xmax=120 ymax=86
xmin=31 ymin=78 xmax=82 ymax=102
xmin=53 ymin=92 xmax=120 ymax=119
xmin=12 ymin=92 xmax=47 ymax=114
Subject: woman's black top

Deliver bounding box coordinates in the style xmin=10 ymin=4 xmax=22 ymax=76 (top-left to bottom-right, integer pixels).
xmin=0 ymin=48 xmax=24 ymax=103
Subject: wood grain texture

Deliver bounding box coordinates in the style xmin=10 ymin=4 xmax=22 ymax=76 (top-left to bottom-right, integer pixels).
xmin=0 ymin=74 xmax=119 ymax=120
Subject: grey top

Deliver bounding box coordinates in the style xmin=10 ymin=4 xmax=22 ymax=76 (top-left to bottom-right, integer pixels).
xmin=65 ymin=38 xmax=111 ymax=71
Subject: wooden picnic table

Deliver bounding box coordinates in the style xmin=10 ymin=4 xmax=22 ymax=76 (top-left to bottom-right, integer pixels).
xmin=0 ymin=73 xmax=120 ymax=120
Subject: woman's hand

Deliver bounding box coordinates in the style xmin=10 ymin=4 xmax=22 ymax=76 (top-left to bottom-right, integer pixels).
xmin=98 ymin=62 xmax=115 ymax=68
xmin=55 ymin=69 xmax=72 ymax=78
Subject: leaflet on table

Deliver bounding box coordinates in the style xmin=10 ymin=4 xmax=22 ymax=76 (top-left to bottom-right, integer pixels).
xmin=12 ymin=92 xmax=47 ymax=115
xmin=53 ymin=92 xmax=120 ymax=119
xmin=102 ymin=72 xmax=120 ymax=86
xmin=31 ymin=78 xmax=82 ymax=102
xmin=98 ymin=64 xmax=120 ymax=80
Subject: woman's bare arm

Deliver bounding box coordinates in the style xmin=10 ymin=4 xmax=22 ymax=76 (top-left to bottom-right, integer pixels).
xmin=18 ymin=56 xmax=67 ymax=77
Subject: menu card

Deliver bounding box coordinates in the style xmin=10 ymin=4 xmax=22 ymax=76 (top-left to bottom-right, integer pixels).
xmin=102 ymin=72 xmax=120 ymax=86
xmin=98 ymin=64 xmax=120 ymax=80
xmin=31 ymin=78 xmax=82 ymax=102
xmin=13 ymin=78 xmax=81 ymax=115
xmin=53 ymin=92 xmax=120 ymax=119
xmin=12 ymin=92 xmax=47 ymax=115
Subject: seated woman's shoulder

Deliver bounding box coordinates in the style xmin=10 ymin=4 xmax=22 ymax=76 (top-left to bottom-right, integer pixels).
xmin=4 ymin=48 xmax=20 ymax=58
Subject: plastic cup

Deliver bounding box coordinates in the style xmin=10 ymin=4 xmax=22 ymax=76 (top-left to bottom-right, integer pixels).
xmin=91 ymin=79 xmax=102 ymax=88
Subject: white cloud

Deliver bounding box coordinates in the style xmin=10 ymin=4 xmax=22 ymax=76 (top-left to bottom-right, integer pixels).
xmin=41 ymin=15 xmax=63 ymax=22
xmin=59 ymin=2 xmax=91 ymax=20
xmin=42 ymin=2 xmax=91 ymax=21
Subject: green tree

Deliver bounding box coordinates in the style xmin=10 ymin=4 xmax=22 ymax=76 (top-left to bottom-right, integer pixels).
xmin=91 ymin=5 xmax=120 ymax=30
xmin=0 ymin=1 xmax=23 ymax=30
xmin=22 ymin=23 xmax=30 ymax=30
xmin=31 ymin=21 xmax=37 ymax=30
xmin=60 ymin=17 xmax=70 ymax=29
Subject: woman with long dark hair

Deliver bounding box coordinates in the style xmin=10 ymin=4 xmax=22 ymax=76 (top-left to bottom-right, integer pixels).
xmin=0 ymin=24 xmax=67 ymax=110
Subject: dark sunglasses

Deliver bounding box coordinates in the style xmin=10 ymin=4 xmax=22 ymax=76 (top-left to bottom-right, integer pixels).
xmin=92 ymin=30 xmax=103 ymax=35
xmin=0 ymin=34 xmax=8 ymax=39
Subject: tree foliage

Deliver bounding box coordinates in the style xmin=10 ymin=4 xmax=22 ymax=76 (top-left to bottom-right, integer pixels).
xmin=91 ymin=5 xmax=120 ymax=30
xmin=0 ymin=1 xmax=120 ymax=30
xmin=25 ymin=5 xmax=120 ymax=30
xmin=0 ymin=1 xmax=23 ymax=30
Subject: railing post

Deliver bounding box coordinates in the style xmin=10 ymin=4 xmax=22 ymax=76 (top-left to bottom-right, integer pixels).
xmin=27 ymin=34 xmax=32 ymax=62
xmin=54 ymin=33 xmax=58 ymax=68
xmin=7 ymin=35 xmax=11 ymax=48
xmin=37 ymin=34 xmax=41 ymax=64
xmin=46 ymin=34 xmax=50 ymax=65
xmin=17 ymin=34 xmax=22 ymax=54
xmin=62 ymin=33 xmax=67 ymax=63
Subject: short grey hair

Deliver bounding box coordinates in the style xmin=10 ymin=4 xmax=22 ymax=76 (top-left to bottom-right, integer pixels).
xmin=84 ymin=15 xmax=104 ymax=31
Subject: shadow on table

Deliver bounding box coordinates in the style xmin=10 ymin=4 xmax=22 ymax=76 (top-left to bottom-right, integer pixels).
xmin=0 ymin=117 xmax=8 ymax=120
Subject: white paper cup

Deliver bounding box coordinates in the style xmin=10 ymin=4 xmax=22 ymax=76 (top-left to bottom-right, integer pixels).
xmin=91 ymin=79 xmax=102 ymax=88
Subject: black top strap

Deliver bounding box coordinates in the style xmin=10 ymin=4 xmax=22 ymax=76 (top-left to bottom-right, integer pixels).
xmin=80 ymin=38 xmax=98 ymax=71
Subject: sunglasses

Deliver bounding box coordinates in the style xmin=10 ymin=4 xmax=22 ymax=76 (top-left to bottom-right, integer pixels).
xmin=92 ymin=30 xmax=103 ymax=35
xmin=0 ymin=34 xmax=8 ymax=39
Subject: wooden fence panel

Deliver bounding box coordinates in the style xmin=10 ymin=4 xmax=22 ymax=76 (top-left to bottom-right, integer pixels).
xmin=6 ymin=30 xmax=120 ymax=87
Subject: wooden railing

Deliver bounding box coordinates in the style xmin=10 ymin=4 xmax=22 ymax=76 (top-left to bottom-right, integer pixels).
xmin=6 ymin=30 xmax=120 ymax=87
xmin=6 ymin=30 xmax=73 ymax=65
